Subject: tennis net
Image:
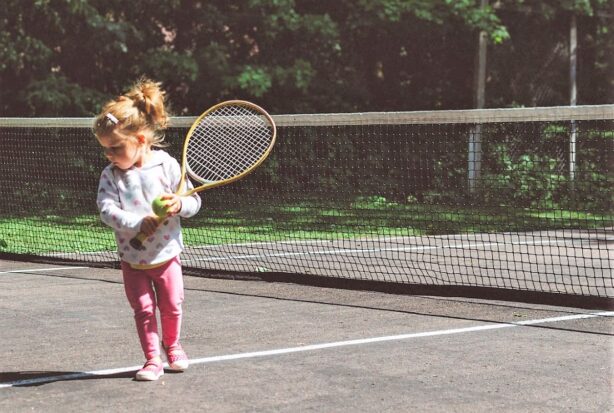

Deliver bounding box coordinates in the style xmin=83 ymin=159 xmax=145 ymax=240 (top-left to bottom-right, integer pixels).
xmin=1 ymin=105 xmax=612 ymax=303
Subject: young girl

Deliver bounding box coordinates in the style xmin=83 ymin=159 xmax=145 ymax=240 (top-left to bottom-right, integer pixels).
xmin=93 ymin=78 xmax=201 ymax=381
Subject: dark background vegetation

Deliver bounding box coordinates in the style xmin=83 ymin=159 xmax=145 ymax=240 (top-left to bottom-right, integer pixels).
xmin=1 ymin=0 xmax=612 ymax=116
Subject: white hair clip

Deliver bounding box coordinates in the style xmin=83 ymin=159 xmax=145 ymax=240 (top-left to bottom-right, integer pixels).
xmin=105 ymin=113 xmax=119 ymax=124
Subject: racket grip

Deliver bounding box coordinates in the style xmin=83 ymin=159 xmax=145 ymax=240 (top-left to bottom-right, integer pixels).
xmin=129 ymin=232 xmax=149 ymax=251
xmin=129 ymin=216 xmax=165 ymax=251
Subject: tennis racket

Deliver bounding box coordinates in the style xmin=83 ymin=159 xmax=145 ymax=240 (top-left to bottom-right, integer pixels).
xmin=129 ymin=100 xmax=276 ymax=250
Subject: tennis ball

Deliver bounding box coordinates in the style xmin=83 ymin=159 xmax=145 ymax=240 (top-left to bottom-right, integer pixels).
xmin=152 ymin=196 xmax=170 ymax=217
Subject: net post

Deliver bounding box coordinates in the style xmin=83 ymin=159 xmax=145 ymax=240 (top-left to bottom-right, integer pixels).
xmin=469 ymin=0 xmax=488 ymax=195
xmin=569 ymin=12 xmax=578 ymax=189
xmin=569 ymin=120 xmax=577 ymax=190
xmin=468 ymin=124 xmax=482 ymax=194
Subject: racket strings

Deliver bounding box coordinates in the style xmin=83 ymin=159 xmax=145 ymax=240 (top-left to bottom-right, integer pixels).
xmin=192 ymin=116 xmax=269 ymax=178
xmin=186 ymin=104 xmax=273 ymax=182
xmin=190 ymin=128 xmax=263 ymax=178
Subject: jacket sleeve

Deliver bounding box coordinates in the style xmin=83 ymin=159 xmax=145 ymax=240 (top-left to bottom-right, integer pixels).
xmin=96 ymin=168 xmax=143 ymax=232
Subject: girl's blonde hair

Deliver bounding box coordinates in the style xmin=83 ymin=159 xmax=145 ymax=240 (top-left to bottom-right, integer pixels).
xmin=93 ymin=78 xmax=170 ymax=147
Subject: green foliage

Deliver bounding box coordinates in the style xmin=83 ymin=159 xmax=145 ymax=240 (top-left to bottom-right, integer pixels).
xmin=235 ymin=66 xmax=273 ymax=97
xmin=476 ymin=139 xmax=611 ymax=211
xmin=444 ymin=0 xmax=510 ymax=43
xmin=478 ymin=146 xmax=566 ymax=208
xmin=487 ymin=0 xmax=613 ymax=107
xmin=21 ymin=74 xmax=107 ymax=115
xmin=2 ymin=0 xmax=610 ymax=115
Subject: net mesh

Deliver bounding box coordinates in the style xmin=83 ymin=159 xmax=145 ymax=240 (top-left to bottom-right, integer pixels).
xmin=0 ymin=106 xmax=612 ymax=300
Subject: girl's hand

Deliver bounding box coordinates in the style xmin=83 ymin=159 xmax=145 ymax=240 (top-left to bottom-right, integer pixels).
xmin=158 ymin=193 xmax=182 ymax=216
xmin=140 ymin=194 xmax=181 ymax=236
xmin=140 ymin=215 xmax=161 ymax=236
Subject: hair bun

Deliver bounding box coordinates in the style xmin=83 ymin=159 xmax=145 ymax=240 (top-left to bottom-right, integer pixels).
xmin=126 ymin=78 xmax=169 ymax=129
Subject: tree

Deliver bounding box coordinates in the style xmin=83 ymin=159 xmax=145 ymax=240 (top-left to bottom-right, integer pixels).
xmin=487 ymin=0 xmax=613 ymax=107
xmin=0 ymin=0 xmax=610 ymax=116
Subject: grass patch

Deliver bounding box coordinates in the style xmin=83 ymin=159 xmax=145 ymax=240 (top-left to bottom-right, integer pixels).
xmin=1 ymin=197 xmax=612 ymax=255
xmin=0 ymin=215 xmax=116 ymax=254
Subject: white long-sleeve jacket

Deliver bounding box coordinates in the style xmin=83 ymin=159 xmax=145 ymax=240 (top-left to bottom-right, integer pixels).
xmin=96 ymin=150 xmax=201 ymax=266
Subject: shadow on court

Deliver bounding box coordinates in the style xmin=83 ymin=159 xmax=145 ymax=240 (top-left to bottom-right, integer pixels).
xmin=1 ymin=259 xmax=612 ymax=412
xmin=0 ymin=371 xmax=135 ymax=387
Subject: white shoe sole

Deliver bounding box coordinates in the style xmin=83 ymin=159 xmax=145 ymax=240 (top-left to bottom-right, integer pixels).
xmin=135 ymin=369 xmax=164 ymax=381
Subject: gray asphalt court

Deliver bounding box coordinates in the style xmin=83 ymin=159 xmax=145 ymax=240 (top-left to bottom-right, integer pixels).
xmin=1 ymin=258 xmax=612 ymax=412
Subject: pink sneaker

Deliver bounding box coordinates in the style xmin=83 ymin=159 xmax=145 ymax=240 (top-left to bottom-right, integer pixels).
xmin=164 ymin=344 xmax=189 ymax=371
xmin=135 ymin=358 xmax=164 ymax=381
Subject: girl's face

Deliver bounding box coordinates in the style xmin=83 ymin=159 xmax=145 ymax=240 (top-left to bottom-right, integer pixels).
xmin=97 ymin=131 xmax=149 ymax=170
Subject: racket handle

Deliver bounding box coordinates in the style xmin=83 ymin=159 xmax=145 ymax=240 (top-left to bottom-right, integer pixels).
xmin=129 ymin=232 xmax=149 ymax=251
xmin=129 ymin=216 xmax=165 ymax=251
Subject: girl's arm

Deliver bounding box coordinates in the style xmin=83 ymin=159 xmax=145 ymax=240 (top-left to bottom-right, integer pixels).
xmin=96 ymin=168 xmax=143 ymax=232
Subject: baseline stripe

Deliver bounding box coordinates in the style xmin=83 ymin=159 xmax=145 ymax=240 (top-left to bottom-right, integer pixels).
xmin=1 ymin=311 xmax=611 ymax=389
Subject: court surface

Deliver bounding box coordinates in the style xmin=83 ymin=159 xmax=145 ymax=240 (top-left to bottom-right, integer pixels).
xmin=1 ymin=259 xmax=612 ymax=412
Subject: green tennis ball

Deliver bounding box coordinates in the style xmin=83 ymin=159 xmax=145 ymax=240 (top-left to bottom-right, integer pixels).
xmin=152 ymin=196 xmax=170 ymax=217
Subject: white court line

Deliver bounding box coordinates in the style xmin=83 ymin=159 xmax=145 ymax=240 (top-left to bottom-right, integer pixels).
xmin=44 ymin=229 xmax=608 ymax=259
xmin=0 ymin=266 xmax=88 ymax=275
xmin=184 ymin=238 xmax=575 ymax=263
xmin=1 ymin=311 xmax=612 ymax=389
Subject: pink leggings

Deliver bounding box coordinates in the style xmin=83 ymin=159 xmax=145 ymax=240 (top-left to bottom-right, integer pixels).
xmin=121 ymin=256 xmax=184 ymax=360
